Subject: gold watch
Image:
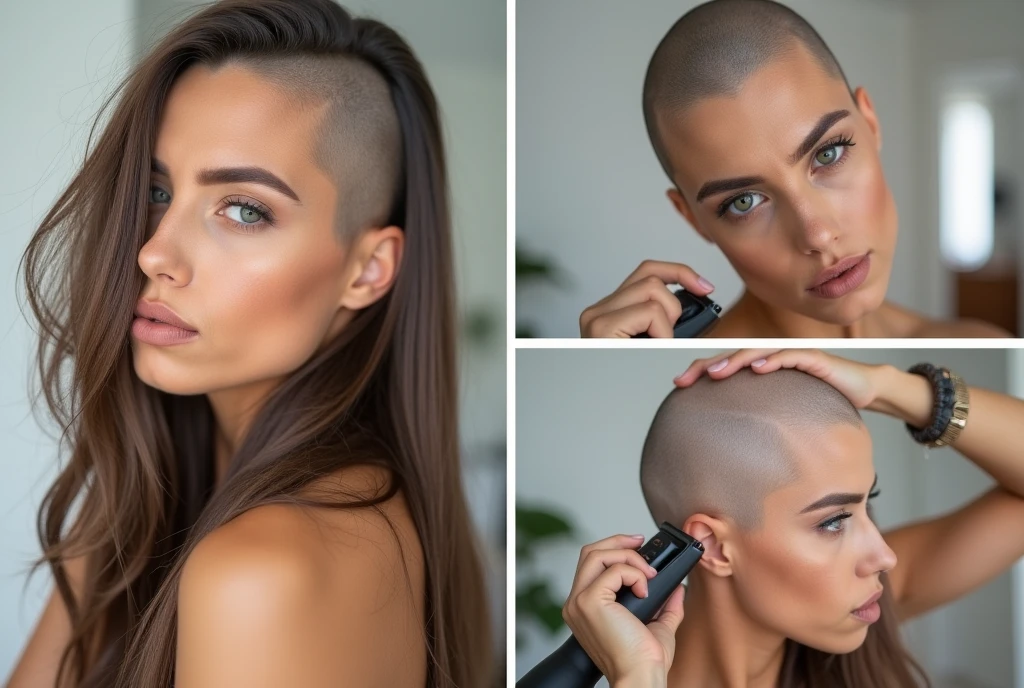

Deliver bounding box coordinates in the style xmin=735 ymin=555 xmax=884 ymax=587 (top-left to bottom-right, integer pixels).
xmin=931 ymin=370 xmax=969 ymax=448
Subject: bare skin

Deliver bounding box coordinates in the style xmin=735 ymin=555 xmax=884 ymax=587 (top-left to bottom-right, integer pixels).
xmin=563 ymin=349 xmax=1024 ymax=688
xmin=6 ymin=63 xmax=422 ymax=688
xmin=579 ymin=44 xmax=1011 ymax=338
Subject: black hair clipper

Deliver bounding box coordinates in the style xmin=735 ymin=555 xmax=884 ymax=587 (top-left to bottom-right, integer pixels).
xmin=632 ymin=289 xmax=722 ymax=339
xmin=516 ymin=523 xmax=704 ymax=688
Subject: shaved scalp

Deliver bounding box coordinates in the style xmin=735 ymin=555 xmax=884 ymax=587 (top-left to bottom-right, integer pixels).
xmin=640 ymin=368 xmax=862 ymax=531
xmin=235 ymin=53 xmax=401 ymax=236
xmin=642 ymin=0 xmax=853 ymax=181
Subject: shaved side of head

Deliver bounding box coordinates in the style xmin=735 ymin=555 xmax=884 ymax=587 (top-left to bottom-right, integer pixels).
xmin=640 ymin=368 xmax=863 ymax=531
xmin=642 ymin=0 xmax=853 ymax=181
xmin=235 ymin=52 xmax=401 ymax=237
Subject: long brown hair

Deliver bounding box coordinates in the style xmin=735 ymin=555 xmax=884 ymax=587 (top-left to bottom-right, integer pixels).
xmin=18 ymin=0 xmax=490 ymax=685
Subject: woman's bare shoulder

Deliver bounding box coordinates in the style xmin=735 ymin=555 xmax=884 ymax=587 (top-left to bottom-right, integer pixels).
xmin=176 ymin=466 xmax=426 ymax=686
xmin=909 ymin=317 xmax=1013 ymax=338
xmin=875 ymin=301 xmax=1013 ymax=338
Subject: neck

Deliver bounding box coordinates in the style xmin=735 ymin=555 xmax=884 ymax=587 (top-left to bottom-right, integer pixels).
xmin=207 ymin=376 xmax=285 ymax=487
xmin=668 ymin=571 xmax=787 ymax=688
xmin=727 ymin=289 xmax=887 ymax=338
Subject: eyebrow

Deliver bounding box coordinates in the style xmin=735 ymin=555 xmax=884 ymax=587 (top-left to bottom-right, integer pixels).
xmin=695 ymin=109 xmax=851 ymax=205
xmin=800 ymin=474 xmax=878 ymax=514
xmin=151 ymin=158 xmax=302 ymax=204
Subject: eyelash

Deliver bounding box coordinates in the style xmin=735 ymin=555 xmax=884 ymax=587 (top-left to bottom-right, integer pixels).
xmin=147 ymin=187 xmax=276 ymax=234
xmin=715 ymin=134 xmax=858 ymax=221
xmin=816 ymin=487 xmax=881 ymax=537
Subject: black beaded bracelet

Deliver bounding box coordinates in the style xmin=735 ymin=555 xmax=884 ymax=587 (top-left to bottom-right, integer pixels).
xmin=905 ymin=363 xmax=957 ymax=445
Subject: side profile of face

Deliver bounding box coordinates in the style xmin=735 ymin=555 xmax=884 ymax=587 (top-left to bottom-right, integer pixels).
xmin=703 ymin=422 xmax=897 ymax=653
xmin=640 ymin=369 xmax=897 ymax=654
xmin=661 ymin=43 xmax=897 ymax=326
xmin=134 ymin=62 xmax=402 ymax=397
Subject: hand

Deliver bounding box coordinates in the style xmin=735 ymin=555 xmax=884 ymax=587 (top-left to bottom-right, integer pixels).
xmin=561 ymin=534 xmax=687 ymax=686
xmin=673 ymin=348 xmax=882 ymax=410
xmin=580 ymin=261 xmax=715 ymax=338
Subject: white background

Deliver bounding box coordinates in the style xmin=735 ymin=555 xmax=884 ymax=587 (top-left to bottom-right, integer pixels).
xmin=516 ymin=348 xmax=1018 ymax=688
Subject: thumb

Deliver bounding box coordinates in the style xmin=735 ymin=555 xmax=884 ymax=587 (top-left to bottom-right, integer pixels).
xmin=647 ymin=585 xmax=686 ymax=655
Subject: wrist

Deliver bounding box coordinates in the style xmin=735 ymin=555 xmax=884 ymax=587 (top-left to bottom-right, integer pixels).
xmin=866 ymin=364 xmax=933 ymax=427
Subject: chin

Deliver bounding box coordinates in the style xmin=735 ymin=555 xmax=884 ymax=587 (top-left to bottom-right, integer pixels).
xmin=794 ymin=625 xmax=869 ymax=655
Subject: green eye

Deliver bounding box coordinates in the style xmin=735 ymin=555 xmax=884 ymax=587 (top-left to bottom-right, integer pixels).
xmin=149 ymin=186 xmax=170 ymax=204
xmin=732 ymin=194 xmax=754 ymax=212
xmin=239 ymin=205 xmax=261 ymax=223
xmin=816 ymin=146 xmax=839 ymax=165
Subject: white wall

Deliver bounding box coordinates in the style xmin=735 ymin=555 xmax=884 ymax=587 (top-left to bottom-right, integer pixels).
xmin=903 ymin=0 xmax=1024 ymax=331
xmin=515 ymin=349 xmax=1012 ymax=688
xmin=0 ymin=0 xmax=135 ymax=675
xmin=516 ymin=0 xmax=917 ymax=337
xmin=0 ymin=0 xmax=506 ymax=677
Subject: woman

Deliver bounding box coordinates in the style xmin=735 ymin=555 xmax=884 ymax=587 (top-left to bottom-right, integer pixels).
xmin=579 ymin=0 xmax=1010 ymax=338
xmin=5 ymin=1 xmax=490 ymax=686
xmin=562 ymin=348 xmax=1024 ymax=686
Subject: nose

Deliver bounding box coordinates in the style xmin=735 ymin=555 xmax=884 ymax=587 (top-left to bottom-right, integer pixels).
xmin=857 ymin=521 xmax=898 ymax=577
xmin=784 ymin=190 xmax=840 ymax=255
xmin=138 ymin=205 xmax=194 ymax=286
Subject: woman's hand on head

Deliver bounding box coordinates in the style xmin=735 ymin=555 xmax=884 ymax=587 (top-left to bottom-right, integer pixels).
xmin=561 ymin=534 xmax=686 ymax=686
xmin=580 ymin=260 xmax=715 ymax=338
xmin=673 ymin=348 xmax=882 ymax=409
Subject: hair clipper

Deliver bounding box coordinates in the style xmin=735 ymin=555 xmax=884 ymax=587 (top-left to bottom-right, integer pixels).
xmin=516 ymin=523 xmax=704 ymax=688
xmin=632 ymin=289 xmax=722 ymax=339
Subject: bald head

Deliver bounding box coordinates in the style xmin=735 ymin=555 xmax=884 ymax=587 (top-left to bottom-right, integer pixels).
xmin=640 ymin=368 xmax=862 ymax=531
xmin=642 ymin=0 xmax=852 ymax=181
xmin=235 ymin=52 xmax=401 ymax=236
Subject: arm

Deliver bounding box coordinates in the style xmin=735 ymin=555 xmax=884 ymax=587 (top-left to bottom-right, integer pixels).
xmin=175 ymin=503 xmax=424 ymax=688
xmin=4 ymin=556 xmax=85 ymax=688
xmin=868 ymin=365 xmax=1024 ymax=619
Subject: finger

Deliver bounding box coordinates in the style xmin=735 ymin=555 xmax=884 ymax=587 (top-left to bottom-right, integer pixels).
xmin=748 ymin=349 xmax=828 ymax=377
xmin=588 ymin=301 xmax=675 ymax=338
xmin=584 ymin=562 xmax=651 ymax=603
xmin=571 ymin=549 xmax=658 ymax=598
xmin=587 ymin=276 xmax=684 ymax=327
xmin=618 ymin=260 xmax=715 ymax=296
xmin=673 ymin=354 xmax=733 ymax=387
xmin=575 ymin=535 xmax=647 ymax=576
xmin=674 ymin=349 xmax=783 ymax=386
xmin=647 ymin=585 xmax=686 ymax=655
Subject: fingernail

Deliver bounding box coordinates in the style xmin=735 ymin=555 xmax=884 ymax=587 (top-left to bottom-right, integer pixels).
xmin=708 ymin=358 xmax=728 ymax=373
xmin=632 ymin=534 xmax=645 ymax=540
xmin=752 ymin=358 xmax=767 ymax=367
xmin=697 ymin=276 xmax=715 ymax=292
xmin=648 ymin=565 xmax=658 ymax=576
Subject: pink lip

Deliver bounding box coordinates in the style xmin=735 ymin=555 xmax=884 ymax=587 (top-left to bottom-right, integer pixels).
xmin=807 ymin=253 xmax=870 ymax=299
xmin=851 ymin=589 xmax=883 ymax=624
xmin=131 ymin=317 xmax=200 ymax=346
xmin=134 ymin=299 xmax=197 ymax=332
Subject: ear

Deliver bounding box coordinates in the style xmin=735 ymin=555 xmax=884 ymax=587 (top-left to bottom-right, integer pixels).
xmin=683 ymin=512 xmax=734 ymax=578
xmin=852 ymin=85 xmax=882 ymax=153
xmin=338 ymin=225 xmax=405 ymax=311
xmin=666 ymin=187 xmax=714 ymax=245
